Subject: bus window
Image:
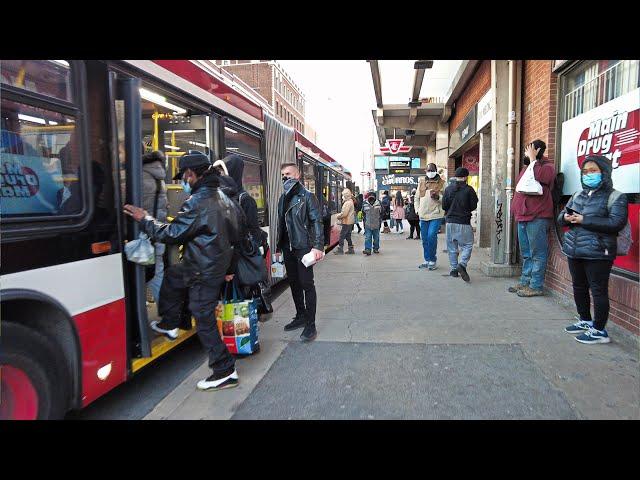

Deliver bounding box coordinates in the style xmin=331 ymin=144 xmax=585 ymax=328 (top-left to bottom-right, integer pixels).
xmin=303 ymin=160 xmax=316 ymax=195
xmin=139 ymin=86 xmax=210 ymax=184
xmin=1 ymin=60 xmax=72 ymax=102
xmin=1 ymin=97 xmax=83 ymax=218
xmin=329 ymin=172 xmax=338 ymax=214
xmin=242 ymin=160 xmax=267 ymax=226
xmin=224 ymin=124 xmax=261 ymax=159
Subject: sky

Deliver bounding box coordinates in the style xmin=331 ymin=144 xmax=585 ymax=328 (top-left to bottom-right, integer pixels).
xmin=277 ymin=60 xmax=463 ymax=188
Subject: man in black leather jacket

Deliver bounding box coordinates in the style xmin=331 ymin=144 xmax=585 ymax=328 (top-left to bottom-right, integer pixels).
xmin=124 ymin=151 xmax=243 ymax=391
xmin=277 ymin=163 xmax=324 ymax=341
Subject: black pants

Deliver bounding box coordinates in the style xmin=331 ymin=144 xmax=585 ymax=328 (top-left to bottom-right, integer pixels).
xmin=158 ymin=264 xmax=234 ymax=375
xmin=283 ymin=246 xmax=317 ymax=326
xmin=567 ymin=257 xmax=613 ymax=331
xmin=408 ymin=220 xmax=420 ymax=238
xmin=354 ymin=219 xmax=362 ymax=233
xmin=338 ymin=224 xmax=353 ymax=249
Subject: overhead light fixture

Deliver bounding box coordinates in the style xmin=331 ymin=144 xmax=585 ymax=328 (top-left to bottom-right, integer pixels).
xmin=224 ymin=127 xmax=238 ymax=134
xmin=414 ymin=60 xmax=433 ymax=69
xmin=139 ymin=88 xmax=187 ymax=114
xmin=50 ymin=60 xmax=70 ymax=67
xmin=165 ymin=129 xmax=196 ymax=133
xmin=48 ymin=121 xmax=59 ymax=125
xmin=189 ymin=141 xmax=207 ymax=148
xmin=227 ymin=147 xmax=239 ymax=150
xmin=164 ymin=145 xmax=181 ymax=150
xmin=18 ymin=113 xmax=46 ymax=124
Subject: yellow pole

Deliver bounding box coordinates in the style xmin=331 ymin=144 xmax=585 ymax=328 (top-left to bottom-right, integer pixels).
xmin=152 ymin=110 xmax=159 ymax=151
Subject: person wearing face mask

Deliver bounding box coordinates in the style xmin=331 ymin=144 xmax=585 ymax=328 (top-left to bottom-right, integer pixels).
xmin=509 ymin=140 xmax=556 ymax=297
xmin=334 ymin=188 xmax=356 ymax=255
xmin=558 ymin=155 xmax=628 ymax=345
xmin=415 ymin=163 xmax=445 ymax=270
xmin=277 ymin=163 xmax=324 ymax=342
xmin=124 ymin=151 xmax=244 ymax=392
xmin=362 ymin=190 xmax=382 ymax=255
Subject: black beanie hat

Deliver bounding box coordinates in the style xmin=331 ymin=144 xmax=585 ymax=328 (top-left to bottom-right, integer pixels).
xmin=455 ymin=167 xmax=470 ymax=178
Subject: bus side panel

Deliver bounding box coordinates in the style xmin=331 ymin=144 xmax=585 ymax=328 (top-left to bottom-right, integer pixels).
xmin=73 ymin=298 xmax=128 ymax=407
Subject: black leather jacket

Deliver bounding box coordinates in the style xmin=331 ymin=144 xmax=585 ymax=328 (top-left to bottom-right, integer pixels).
xmin=140 ymin=172 xmax=243 ymax=285
xmin=277 ymin=182 xmax=324 ymax=251
xmin=557 ymin=155 xmax=628 ymax=261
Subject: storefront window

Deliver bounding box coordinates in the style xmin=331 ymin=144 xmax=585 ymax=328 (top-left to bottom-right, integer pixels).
xmin=559 ymin=60 xmax=640 ymax=276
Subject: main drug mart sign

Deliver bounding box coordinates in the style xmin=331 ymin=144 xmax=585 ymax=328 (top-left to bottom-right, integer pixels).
xmin=561 ymin=88 xmax=639 ymax=195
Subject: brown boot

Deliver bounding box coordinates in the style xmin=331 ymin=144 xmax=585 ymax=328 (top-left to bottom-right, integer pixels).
xmin=345 ymin=246 xmax=355 ymax=254
xmin=517 ymin=286 xmax=545 ymax=297
xmin=507 ymin=283 xmax=527 ymax=293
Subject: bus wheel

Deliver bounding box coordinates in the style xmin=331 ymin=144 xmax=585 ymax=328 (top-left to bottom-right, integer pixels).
xmin=0 ymin=323 xmax=66 ymax=420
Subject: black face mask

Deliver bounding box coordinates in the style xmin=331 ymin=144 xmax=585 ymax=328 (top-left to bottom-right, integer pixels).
xmin=368 ymin=197 xmax=375 ymax=205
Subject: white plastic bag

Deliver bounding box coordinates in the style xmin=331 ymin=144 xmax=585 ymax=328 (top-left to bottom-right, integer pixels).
xmin=301 ymin=250 xmax=324 ymax=268
xmin=124 ymin=233 xmax=155 ymax=265
xmin=515 ymin=160 xmax=543 ymax=195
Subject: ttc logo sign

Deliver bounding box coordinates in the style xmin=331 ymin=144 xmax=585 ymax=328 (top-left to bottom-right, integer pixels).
xmin=380 ymin=139 xmax=412 ymax=154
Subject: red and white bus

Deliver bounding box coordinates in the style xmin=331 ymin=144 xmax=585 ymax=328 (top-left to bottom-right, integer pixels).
xmin=0 ymin=59 xmax=353 ymax=419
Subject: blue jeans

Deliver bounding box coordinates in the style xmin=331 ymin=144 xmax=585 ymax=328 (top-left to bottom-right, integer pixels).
xmin=446 ymin=223 xmax=474 ymax=269
xmin=364 ymin=228 xmax=380 ymax=251
xmin=146 ymin=243 xmax=165 ymax=303
xmin=420 ymin=219 xmax=443 ymax=263
xmin=517 ymin=219 xmax=550 ymax=290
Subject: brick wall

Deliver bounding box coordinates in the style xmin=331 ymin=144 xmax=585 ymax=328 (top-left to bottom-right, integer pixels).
xmin=449 ymin=60 xmax=491 ymax=132
xmin=220 ymin=63 xmax=274 ymax=106
xmin=521 ymin=60 xmax=639 ymax=335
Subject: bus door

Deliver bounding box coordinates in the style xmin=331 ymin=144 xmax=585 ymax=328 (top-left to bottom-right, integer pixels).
xmin=110 ymin=72 xmax=152 ymax=358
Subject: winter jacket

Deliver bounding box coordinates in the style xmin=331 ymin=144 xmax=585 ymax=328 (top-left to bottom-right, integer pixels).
xmin=415 ymin=176 xmax=445 ymax=221
xmin=277 ymin=181 xmax=324 ymax=251
xmin=140 ymin=172 xmax=244 ymax=285
xmin=380 ymin=195 xmax=391 ymax=220
xmin=142 ymin=156 xmax=168 ymax=222
xmin=442 ymin=181 xmax=478 ymax=225
xmin=406 ymin=195 xmax=419 ymax=221
xmin=511 ymin=157 xmax=556 ymax=222
xmin=224 ymin=154 xmax=262 ymax=242
xmin=337 ymin=194 xmax=355 ymax=225
xmin=362 ymin=198 xmax=382 ymax=230
xmin=392 ymin=199 xmax=405 ymax=220
xmin=557 ymin=155 xmax=628 ymax=261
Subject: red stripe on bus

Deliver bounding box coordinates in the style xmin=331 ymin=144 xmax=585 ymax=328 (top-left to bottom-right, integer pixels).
xmin=152 ymin=60 xmax=263 ymax=122
xmin=73 ymin=298 xmax=128 ymax=407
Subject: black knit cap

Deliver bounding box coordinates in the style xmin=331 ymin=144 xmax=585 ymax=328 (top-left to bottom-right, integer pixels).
xmin=173 ymin=151 xmax=211 ymax=180
xmin=455 ymin=167 xmax=470 ymax=178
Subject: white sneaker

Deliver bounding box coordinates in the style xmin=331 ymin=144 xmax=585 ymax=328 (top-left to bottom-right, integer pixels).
xmin=197 ymin=369 xmax=239 ymax=391
xmin=150 ymin=321 xmax=179 ymax=340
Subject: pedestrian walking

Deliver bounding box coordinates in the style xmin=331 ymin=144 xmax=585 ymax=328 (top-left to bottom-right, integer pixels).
xmin=392 ymin=191 xmax=405 ymax=234
xmin=277 ymin=163 xmax=324 ymax=342
xmin=405 ymin=189 xmax=420 ymax=239
xmin=142 ymin=150 xmax=168 ymax=305
xmin=415 ymin=163 xmax=445 ymax=270
xmin=362 ymin=190 xmax=381 ymax=255
xmin=509 ymin=140 xmax=556 ymax=297
xmin=442 ymin=167 xmax=478 ymax=282
xmin=354 ymin=193 xmax=364 ymax=234
xmin=124 ymin=151 xmax=244 ymax=392
xmin=559 ymin=155 xmax=629 ymax=344
xmin=334 ymin=188 xmax=356 ymax=255
xmin=380 ymin=190 xmax=391 ymax=233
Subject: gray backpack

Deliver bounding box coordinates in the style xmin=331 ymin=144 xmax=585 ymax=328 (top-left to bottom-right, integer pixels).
xmin=607 ymin=190 xmax=632 ymax=256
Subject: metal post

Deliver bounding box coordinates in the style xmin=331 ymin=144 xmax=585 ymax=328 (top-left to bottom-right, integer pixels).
xmin=504 ymin=60 xmax=518 ymax=265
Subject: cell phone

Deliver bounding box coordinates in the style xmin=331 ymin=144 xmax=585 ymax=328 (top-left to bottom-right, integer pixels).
xmin=566 ymin=206 xmax=580 ymax=215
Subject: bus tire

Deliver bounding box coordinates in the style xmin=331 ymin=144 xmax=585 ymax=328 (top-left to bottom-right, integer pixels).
xmin=0 ymin=323 xmax=67 ymax=420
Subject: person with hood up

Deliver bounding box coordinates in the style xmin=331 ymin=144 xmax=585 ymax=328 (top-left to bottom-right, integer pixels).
xmin=442 ymin=167 xmax=478 ymax=282
xmin=224 ymin=154 xmax=263 ymax=246
xmin=142 ymin=150 xmax=168 ymax=304
xmin=354 ymin=193 xmax=364 ymax=234
xmin=405 ymin=189 xmax=420 ymax=240
xmin=362 ymin=190 xmax=382 ymax=255
xmin=334 ymin=188 xmax=356 ymax=255
xmin=415 ymin=163 xmax=446 ymax=270
xmin=391 ymin=190 xmax=405 ymax=233
xmin=124 ymin=151 xmax=244 ymax=392
xmin=380 ymin=190 xmax=391 ymax=233
xmin=558 ymin=155 xmax=628 ymax=345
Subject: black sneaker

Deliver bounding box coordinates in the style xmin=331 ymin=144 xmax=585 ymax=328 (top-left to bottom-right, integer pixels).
xmin=363 ymin=249 xmax=371 ymax=256
xmin=284 ymin=314 xmax=307 ymax=331
xmin=449 ymin=269 xmax=459 ymax=277
xmin=300 ymin=323 xmax=317 ymax=342
xmin=457 ymin=264 xmax=470 ymax=282
xmin=196 ymin=368 xmax=239 ymax=391
xmin=373 ymin=249 xmax=379 ymax=254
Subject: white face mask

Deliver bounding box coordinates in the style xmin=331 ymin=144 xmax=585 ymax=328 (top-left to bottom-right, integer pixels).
xmin=426 ymin=171 xmax=437 ymax=179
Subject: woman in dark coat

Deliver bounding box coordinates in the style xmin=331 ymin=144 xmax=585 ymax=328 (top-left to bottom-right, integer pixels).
xmin=558 ymin=154 xmax=628 ymax=345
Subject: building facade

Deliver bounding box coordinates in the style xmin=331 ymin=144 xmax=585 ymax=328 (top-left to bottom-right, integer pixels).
xmin=214 ymin=60 xmax=306 ymax=133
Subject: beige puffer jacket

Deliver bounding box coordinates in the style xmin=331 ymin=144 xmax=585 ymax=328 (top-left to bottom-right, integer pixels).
xmin=337 ymin=189 xmax=355 ymax=225
xmin=415 ymin=176 xmax=445 ymax=221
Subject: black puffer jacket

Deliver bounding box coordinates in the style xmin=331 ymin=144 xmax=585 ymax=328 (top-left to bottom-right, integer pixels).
xmin=225 ymin=154 xmax=262 ymax=242
xmin=557 ymin=155 xmax=628 ymax=261
xmin=277 ymin=181 xmax=324 ymax=251
xmin=140 ymin=171 xmax=243 ymax=284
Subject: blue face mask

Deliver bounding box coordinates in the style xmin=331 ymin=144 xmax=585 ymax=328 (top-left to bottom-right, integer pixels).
xmin=182 ymin=179 xmax=192 ymax=194
xmin=582 ymin=173 xmax=602 ymax=188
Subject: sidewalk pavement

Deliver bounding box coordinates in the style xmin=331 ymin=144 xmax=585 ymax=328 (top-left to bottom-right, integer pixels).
xmin=145 ymin=223 xmax=639 ymax=420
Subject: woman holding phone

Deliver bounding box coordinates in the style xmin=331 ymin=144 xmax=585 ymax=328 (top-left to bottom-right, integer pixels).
xmin=558 ymin=155 xmax=628 ymax=344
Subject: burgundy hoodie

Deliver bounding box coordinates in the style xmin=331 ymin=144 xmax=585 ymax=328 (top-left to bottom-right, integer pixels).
xmin=511 ymin=157 xmax=556 ymax=222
